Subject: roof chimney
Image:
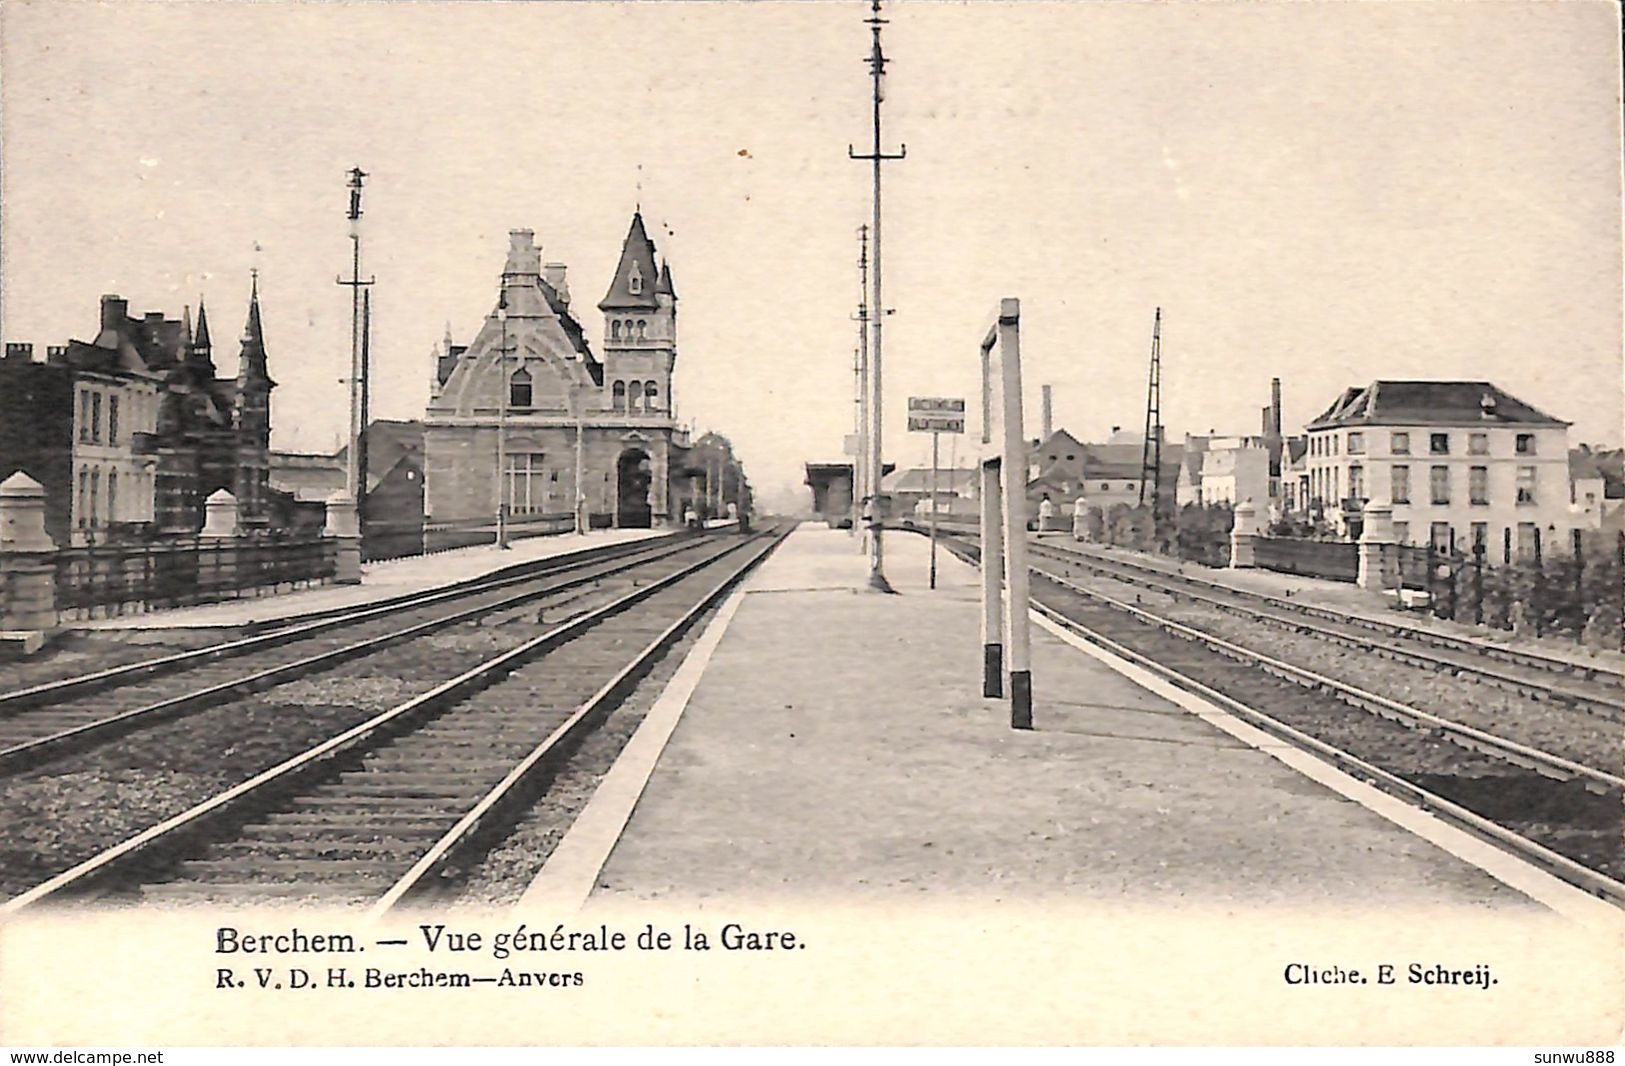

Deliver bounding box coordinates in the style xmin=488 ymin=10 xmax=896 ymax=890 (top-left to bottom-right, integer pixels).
xmin=1271 ymin=377 xmax=1282 ymax=436
xmin=1041 ymin=384 xmax=1053 ymax=441
xmin=1480 ymin=391 xmax=1497 ymax=417
xmin=543 ymin=262 xmax=570 ymax=306
xmin=100 ymin=294 xmax=128 ymax=330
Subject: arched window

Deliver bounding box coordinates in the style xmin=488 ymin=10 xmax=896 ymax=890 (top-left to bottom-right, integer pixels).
xmin=628 ymin=264 xmax=643 ymax=295
xmin=77 ymin=468 xmax=89 ymax=527
xmin=508 ymin=367 xmax=532 ymax=410
xmin=628 ymin=380 xmax=643 ymax=413
xmin=108 ymin=471 xmax=118 ymax=523
xmin=611 ymin=321 xmax=621 ymax=339
xmin=612 ymin=381 xmax=627 ymax=411
xmin=636 ymin=320 xmax=647 ymax=339
xmin=88 ymin=468 xmax=101 ymax=527
xmin=644 ymin=381 xmax=660 ymax=412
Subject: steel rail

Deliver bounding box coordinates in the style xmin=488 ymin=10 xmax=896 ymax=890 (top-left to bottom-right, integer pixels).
xmin=368 ymin=525 xmax=788 ymax=914
xmin=1 ymin=527 xmax=780 ymax=912
xmin=0 ymin=531 xmax=692 ymax=712
xmin=1029 ymin=598 xmax=1625 ymax=906
xmin=1023 ymin=540 xmax=1621 ymax=719
xmin=0 ymin=536 xmax=720 ymax=775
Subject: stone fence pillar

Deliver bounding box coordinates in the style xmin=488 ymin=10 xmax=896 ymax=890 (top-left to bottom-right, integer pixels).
xmin=0 ymin=471 xmax=59 ymax=633
xmin=324 ymin=491 xmax=362 ymax=585
xmin=1357 ymin=501 xmax=1399 ymax=591
xmin=1230 ymin=499 xmax=1260 ymax=568
xmin=199 ymin=488 xmax=241 ymax=595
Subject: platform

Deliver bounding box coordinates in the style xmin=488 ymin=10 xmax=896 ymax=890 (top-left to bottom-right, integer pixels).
xmin=71 ymin=526 xmax=673 ymax=631
xmin=525 ymin=523 xmax=1600 ymax=913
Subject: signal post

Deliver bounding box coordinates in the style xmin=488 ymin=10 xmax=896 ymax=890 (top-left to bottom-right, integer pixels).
xmin=907 ymin=396 xmax=965 ymax=591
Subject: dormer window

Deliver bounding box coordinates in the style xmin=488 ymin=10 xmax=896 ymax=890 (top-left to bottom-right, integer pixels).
xmin=628 ymin=264 xmax=643 ymax=295
xmin=508 ymin=367 xmax=532 ymax=410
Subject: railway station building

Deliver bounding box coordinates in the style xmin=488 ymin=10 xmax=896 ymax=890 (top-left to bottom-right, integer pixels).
xmin=423 ymin=216 xmax=707 ymax=529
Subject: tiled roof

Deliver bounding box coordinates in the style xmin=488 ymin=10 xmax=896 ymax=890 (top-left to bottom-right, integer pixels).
xmin=1307 ymin=381 xmax=1566 ymax=429
xmin=884 ymin=467 xmax=978 ymax=493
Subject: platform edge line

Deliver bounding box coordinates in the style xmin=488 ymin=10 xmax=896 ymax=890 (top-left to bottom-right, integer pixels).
xmin=514 ymin=581 xmax=751 ymax=913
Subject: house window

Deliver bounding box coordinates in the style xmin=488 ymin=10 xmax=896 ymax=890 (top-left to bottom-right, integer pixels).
xmin=1428 ymin=433 xmax=1448 ymax=455
xmin=1470 ymin=522 xmax=1488 ymax=549
xmin=611 ymin=321 xmax=621 ymax=339
xmin=77 ymin=468 xmax=89 ymax=526
xmin=636 ymin=320 xmax=647 ymax=339
xmin=1348 ymin=464 xmax=1364 ymax=500
xmin=108 ymin=395 xmax=120 ymax=445
xmin=1515 ymin=433 xmax=1535 ymax=455
xmin=1100 ymin=483 xmax=1111 ymax=491
xmin=107 ymin=471 xmax=118 ymax=522
xmin=1332 ymin=436 xmax=1339 ymax=456
xmin=1392 ymin=521 xmax=1409 ymax=544
xmin=1430 ymin=465 xmax=1450 ymax=505
xmin=628 ymin=379 xmax=643 ymax=413
xmin=1468 ymin=432 xmax=1488 ymax=456
xmin=645 ymin=381 xmax=660 ymax=411
xmin=505 ymin=453 xmax=548 ymax=514
xmin=88 ymin=468 xmax=100 ymax=526
xmin=1391 ymin=432 xmax=1409 ymax=455
xmin=1347 ymin=432 xmax=1364 ymax=455
xmin=1390 ymin=465 xmax=1410 ymax=504
xmin=1066 ymin=454 xmax=1075 ymax=461
xmin=628 ymin=265 xmax=643 ymax=295
xmin=1516 ymin=465 xmax=1536 ymax=505
xmin=1517 ymin=522 xmax=1538 ymax=558
xmin=91 ymin=392 xmax=102 ymax=443
xmin=612 ymin=381 xmax=627 ymax=411
xmin=1430 ymin=522 xmax=1452 ymax=551
xmin=1469 ymin=466 xmax=1488 ymax=506
xmin=508 ymin=367 xmax=532 ymax=409
xmin=79 ymin=391 xmax=92 ymax=442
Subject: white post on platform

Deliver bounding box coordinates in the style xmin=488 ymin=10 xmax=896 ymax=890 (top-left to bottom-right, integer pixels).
xmin=1072 ymin=496 xmax=1089 ymax=541
xmin=979 ymin=457 xmax=1004 ymax=698
xmin=979 ymin=297 xmax=1031 ymax=729
xmin=928 ymin=429 xmax=939 ymax=590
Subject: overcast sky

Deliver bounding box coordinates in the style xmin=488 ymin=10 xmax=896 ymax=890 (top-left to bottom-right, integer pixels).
xmin=2 ymin=1 xmax=1619 ymax=502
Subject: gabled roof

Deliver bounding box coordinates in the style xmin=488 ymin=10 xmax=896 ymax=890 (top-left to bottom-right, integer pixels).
xmin=1569 ymin=448 xmax=1605 ymax=482
xmin=1306 ymin=381 xmax=1567 ymax=430
xmin=883 ymin=467 xmax=978 ymax=493
xmin=599 ymin=211 xmax=662 ymax=311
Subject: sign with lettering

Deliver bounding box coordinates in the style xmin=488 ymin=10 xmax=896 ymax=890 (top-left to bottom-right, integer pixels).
xmin=907 ymin=396 xmax=965 ymax=434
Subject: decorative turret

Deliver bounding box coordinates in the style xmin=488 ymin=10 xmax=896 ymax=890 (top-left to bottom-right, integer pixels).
xmin=187 ymin=296 xmax=215 ymax=371
xmin=598 ymin=212 xmax=662 ymax=312
xmin=233 ymin=273 xmax=275 ymax=525
xmin=237 ymin=273 xmax=274 ymax=389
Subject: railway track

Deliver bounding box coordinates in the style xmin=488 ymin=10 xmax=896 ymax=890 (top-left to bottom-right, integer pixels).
xmin=2 ymin=523 xmax=787 ymax=911
xmin=0 ymin=533 xmax=719 ymax=776
xmin=936 ymin=532 xmax=1625 ymax=900
xmin=1025 ymin=537 xmax=1622 ymax=717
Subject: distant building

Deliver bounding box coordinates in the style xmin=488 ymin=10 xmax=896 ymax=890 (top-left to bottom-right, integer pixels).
xmin=1305 ymin=380 xmax=1572 ymax=552
xmin=1023 ymin=428 xmax=1183 ymax=516
xmin=0 ymin=282 xmax=274 ymax=543
xmin=424 ymin=219 xmax=699 ymax=530
xmin=1197 ymin=436 xmax=1271 ymax=507
xmin=270 ymin=419 xmax=425 ymax=543
xmin=882 ymin=466 xmax=977 ymax=518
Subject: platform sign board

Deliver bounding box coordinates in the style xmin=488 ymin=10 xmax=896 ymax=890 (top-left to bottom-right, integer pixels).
xmin=907 ymin=396 xmax=966 ymax=435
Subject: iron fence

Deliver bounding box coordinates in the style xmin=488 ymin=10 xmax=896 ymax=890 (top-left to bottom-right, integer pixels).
xmin=54 ymin=532 xmax=337 ymax=619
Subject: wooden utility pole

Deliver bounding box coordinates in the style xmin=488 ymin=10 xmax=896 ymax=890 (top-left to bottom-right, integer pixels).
xmin=1138 ymin=307 xmax=1164 ymax=546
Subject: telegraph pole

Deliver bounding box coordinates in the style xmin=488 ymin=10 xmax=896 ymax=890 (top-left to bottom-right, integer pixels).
xmin=1137 ymin=307 xmax=1165 ymax=547
xmin=852 ymin=224 xmax=871 ymax=546
xmin=849 ymin=0 xmax=905 ymax=593
xmin=336 ymin=167 xmax=375 ymax=522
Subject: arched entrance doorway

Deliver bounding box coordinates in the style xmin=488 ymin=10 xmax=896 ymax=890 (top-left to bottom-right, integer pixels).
xmin=616 ymin=448 xmax=653 ymax=528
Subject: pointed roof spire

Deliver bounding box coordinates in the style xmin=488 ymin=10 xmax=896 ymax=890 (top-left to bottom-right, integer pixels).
xmin=656 ymin=258 xmax=677 ymax=300
xmin=443 ymin=320 xmax=454 ymax=351
xmin=599 ymin=210 xmax=661 ymax=311
xmin=192 ymin=297 xmax=212 ymax=353
xmin=181 ymin=304 xmax=194 ymax=349
xmin=237 ymin=272 xmax=274 ymax=387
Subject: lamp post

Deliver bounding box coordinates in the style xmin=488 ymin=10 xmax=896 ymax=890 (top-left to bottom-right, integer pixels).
xmin=495 ymin=290 xmax=510 ymax=549
xmin=527 ymin=345 xmax=588 ymax=537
